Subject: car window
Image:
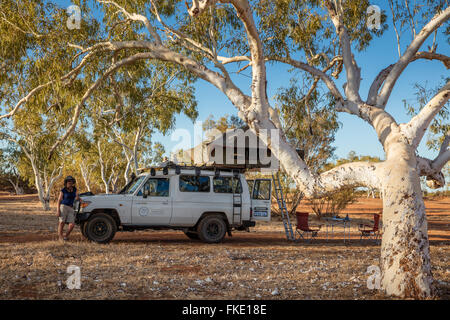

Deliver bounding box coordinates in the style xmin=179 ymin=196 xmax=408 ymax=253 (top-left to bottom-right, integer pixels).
xmin=126 ymin=176 xmax=147 ymax=194
xmin=179 ymin=175 xmax=210 ymax=192
xmin=137 ymin=178 xmax=170 ymax=197
xmin=213 ymin=177 xmax=242 ymax=193
xmin=252 ymin=180 xmax=271 ymax=200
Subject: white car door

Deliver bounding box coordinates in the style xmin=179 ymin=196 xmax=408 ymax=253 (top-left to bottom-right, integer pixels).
xmin=131 ymin=177 xmax=172 ymax=225
xmin=251 ymin=179 xmax=272 ymax=222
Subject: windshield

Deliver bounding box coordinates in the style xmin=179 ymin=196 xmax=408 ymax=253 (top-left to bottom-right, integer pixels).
xmin=123 ymin=176 xmax=147 ymax=194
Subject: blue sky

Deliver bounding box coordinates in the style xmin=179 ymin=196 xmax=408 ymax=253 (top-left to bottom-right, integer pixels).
xmin=46 ymin=1 xmax=450 ymax=162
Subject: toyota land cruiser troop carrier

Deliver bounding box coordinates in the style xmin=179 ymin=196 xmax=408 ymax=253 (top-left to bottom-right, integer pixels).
xmin=75 ymin=166 xmax=272 ymax=244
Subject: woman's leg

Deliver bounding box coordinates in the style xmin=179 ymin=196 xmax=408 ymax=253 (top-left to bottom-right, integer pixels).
xmin=63 ymin=206 xmax=76 ymax=239
xmin=65 ymin=223 xmax=75 ymax=238
xmin=58 ymin=221 xmax=65 ymax=240
xmin=58 ymin=205 xmax=68 ymax=240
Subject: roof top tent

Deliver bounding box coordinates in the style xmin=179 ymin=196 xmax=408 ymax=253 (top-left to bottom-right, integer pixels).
xmin=175 ymin=126 xmax=277 ymax=170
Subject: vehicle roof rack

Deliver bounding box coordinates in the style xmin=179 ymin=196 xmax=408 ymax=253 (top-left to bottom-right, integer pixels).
xmin=137 ymin=161 xmax=249 ymax=175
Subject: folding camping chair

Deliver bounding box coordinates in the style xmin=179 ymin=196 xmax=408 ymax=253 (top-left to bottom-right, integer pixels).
xmin=358 ymin=213 xmax=381 ymax=243
xmin=295 ymin=212 xmax=322 ymax=242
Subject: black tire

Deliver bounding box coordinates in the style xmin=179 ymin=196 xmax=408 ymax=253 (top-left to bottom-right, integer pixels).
xmin=197 ymin=215 xmax=227 ymax=243
xmin=184 ymin=230 xmax=200 ymax=240
xmin=80 ymin=222 xmax=88 ymax=239
xmin=84 ymin=213 xmax=117 ymax=244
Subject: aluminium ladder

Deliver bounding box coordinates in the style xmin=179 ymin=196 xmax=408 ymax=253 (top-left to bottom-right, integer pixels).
xmin=232 ymin=175 xmax=242 ymax=225
xmin=272 ymin=172 xmax=295 ymax=241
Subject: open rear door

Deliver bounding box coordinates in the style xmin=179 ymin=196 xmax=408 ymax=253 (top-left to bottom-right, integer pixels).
xmin=251 ymin=179 xmax=271 ymax=221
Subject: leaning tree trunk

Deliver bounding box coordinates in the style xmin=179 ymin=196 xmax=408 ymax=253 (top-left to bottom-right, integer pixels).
xmin=36 ymin=182 xmax=50 ymax=211
xmin=7 ymin=178 xmax=24 ymax=195
xmin=31 ymin=164 xmax=50 ymax=211
xmin=379 ymin=154 xmax=433 ymax=298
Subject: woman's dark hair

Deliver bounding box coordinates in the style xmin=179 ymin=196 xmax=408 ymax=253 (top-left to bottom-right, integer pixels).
xmin=64 ymin=176 xmax=76 ymax=187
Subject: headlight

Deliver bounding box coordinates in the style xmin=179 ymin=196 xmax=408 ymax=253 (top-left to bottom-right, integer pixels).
xmin=80 ymin=201 xmax=91 ymax=208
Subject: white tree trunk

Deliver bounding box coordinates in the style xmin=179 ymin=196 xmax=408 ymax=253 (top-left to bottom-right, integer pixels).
xmin=27 ymin=158 xmax=50 ymax=211
xmin=7 ymin=178 xmax=24 ymax=195
xmin=34 ymin=174 xmax=49 ymax=210
xmin=379 ymin=156 xmax=433 ymax=298
xmin=79 ymin=161 xmax=94 ymax=192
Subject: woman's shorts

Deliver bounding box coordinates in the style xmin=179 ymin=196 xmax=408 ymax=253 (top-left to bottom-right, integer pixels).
xmin=59 ymin=204 xmax=75 ymax=224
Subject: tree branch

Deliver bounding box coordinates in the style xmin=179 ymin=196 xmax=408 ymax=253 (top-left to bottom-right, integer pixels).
xmin=324 ymin=0 xmax=361 ymax=102
xmin=433 ymin=133 xmax=450 ymax=172
xmin=367 ymin=51 xmax=449 ymax=105
xmin=97 ymin=0 xmax=161 ymax=45
xmin=417 ymin=156 xmax=446 ymax=189
xmin=400 ymin=81 xmax=450 ymax=148
xmin=271 ymin=56 xmax=344 ymax=103
xmin=376 ymin=6 xmax=450 ymax=108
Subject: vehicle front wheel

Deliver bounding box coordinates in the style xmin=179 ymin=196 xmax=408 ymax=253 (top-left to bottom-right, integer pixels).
xmin=80 ymin=222 xmax=88 ymax=239
xmin=197 ymin=215 xmax=227 ymax=243
xmin=85 ymin=213 xmax=117 ymax=244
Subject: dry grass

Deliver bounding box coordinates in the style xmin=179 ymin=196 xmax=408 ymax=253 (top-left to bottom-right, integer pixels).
xmin=0 ymin=193 xmax=449 ymax=300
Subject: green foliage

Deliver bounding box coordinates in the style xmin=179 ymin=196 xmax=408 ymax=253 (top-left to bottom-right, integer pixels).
xmin=255 ymin=0 xmax=387 ymax=66
xmin=403 ymin=78 xmax=450 ymax=151
xmin=310 ymin=186 xmax=357 ymax=219
xmin=202 ymin=114 xmax=245 ymax=133
xmin=0 ymin=0 xmax=199 ymax=196
xmin=277 ymin=78 xmax=341 ymax=173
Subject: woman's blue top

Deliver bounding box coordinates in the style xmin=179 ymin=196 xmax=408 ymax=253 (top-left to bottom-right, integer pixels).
xmin=61 ymin=187 xmax=77 ymax=207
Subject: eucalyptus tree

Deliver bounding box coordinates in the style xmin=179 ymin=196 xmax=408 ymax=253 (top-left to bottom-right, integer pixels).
xmin=0 ymin=146 xmax=26 ymax=195
xmin=92 ymin=132 xmax=124 ymax=193
xmin=68 ymin=130 xmax=98 ymax=193
xmin=0 ymin=111 xmax=66 ymax=210
xmin=2 ymin=0 xmax=449 ymax=298
xmin=94 ymin=61 xmax=197 ymax=184
xmin=0 ymin=0 xmax=99 ymax=206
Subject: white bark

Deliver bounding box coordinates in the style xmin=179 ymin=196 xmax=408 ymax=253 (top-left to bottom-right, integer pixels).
xmin=324 ymin=0 xmax=361 ymax=102
xmin=5 ymin=135 xmax=63 ymax=210
xmin=379 ymin=150 xmax=433 ymax=298
xmin=7 ymin=178 xmax=24 ymax=195
xmin=97 ymin=140 xmax=110 ymax=194
xmin=107 ymin=123 xmax=144 ymax=184
xmin=400 ymin=82 xmax=450 ymax=148
xmin=79 ymin=160 xmax=95 ymax=192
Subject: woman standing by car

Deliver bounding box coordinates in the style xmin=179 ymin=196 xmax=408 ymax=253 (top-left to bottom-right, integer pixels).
xmin=56 ymin=176 xmax=80 ymax=241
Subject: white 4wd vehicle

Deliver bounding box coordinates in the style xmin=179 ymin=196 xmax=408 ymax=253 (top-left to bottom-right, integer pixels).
xmin=76 ymin=167 xmax=271 ymax=243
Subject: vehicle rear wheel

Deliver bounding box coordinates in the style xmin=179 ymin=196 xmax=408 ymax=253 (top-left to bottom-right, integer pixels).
xmin=183 ymin=230 xmax=200 ymax=240
xmin=85 ymin=213 xmax=117 ymax=244
xmin=197 ymin=215 xmax=227 ymax=243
